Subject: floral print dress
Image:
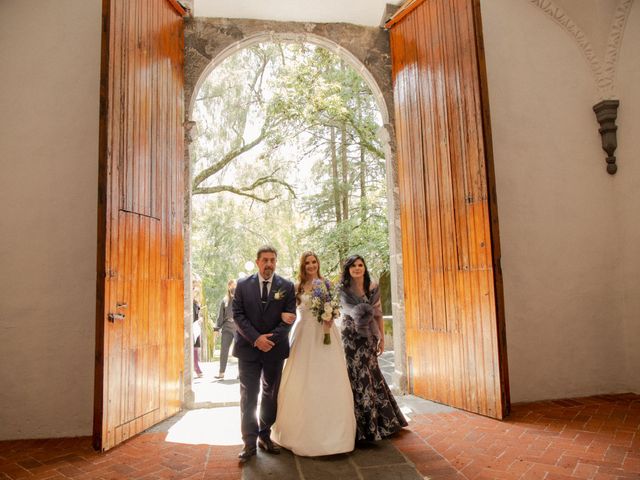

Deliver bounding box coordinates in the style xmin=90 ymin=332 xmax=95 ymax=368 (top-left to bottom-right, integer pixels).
xmin=339 ymin=286 xmax=408 ymax=441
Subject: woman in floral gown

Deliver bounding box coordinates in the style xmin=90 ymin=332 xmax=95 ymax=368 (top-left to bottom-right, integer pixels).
xmin=339 ymin=254 xmax=407 ymax=441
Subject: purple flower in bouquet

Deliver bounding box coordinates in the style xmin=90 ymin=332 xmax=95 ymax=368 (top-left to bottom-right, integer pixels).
xmin=309 ymin=278 xmax=340 ymax=344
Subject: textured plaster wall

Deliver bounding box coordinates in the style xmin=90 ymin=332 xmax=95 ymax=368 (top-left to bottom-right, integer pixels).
xmin=0 ymin=0 xmax=101 ymax=438
xmin=481 ymin=0 xmax=637 ymax=402
xmin=616 ymin=3 xmax=640 ymax=393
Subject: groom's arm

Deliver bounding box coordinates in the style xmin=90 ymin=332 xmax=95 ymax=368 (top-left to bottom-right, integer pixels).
xmin=232 ymin=282 xmax=262 ymax=346
xmin=269 ymin=281 xmax=297 ymax=344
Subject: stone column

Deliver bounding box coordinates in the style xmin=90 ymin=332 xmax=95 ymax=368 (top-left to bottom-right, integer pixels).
xmin=183 ymin=120 xmax=197 ymax=408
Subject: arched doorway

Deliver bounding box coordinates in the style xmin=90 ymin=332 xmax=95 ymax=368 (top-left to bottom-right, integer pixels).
xmin=182 ymin=30 xmax=407 ymax=406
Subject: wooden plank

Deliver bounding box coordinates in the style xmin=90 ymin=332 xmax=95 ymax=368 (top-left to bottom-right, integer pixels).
xmin=93 ymin=0 xmax=111 ymax=451
xmin=385 ymin=0 xmax=427 ymax=29
xmin=389 ymin=0 xmax=509 ymax=419
xmin=472 ymin=0 xmax=511 ymax=414
xmin=166 ymin=0 xmax=187 ymax=16
xmin=94 ymin=0 xmax=185 ymax=451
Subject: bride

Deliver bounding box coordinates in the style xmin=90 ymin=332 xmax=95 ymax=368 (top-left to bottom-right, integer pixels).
xmin=271 ymin=251 xmax=356 ymax=456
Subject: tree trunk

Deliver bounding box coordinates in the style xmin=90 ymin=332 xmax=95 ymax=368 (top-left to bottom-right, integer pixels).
xmin=330 ymin=126 xmax=342 ymax=224
xmin=340 ymin=120 xmax=349 ymax=221
xmin=355 ymin=93 xmax=366 ymax=223
xmin=360 ymin=143 xmax=366 ymax=223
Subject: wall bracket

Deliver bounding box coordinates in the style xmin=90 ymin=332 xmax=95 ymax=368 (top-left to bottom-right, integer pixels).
xmin=593 ymin=100 xmax=620 ymax=175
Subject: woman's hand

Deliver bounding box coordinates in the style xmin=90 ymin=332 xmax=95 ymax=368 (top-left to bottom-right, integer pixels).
xmin=377 ymin=337 xmax=385 ymax=356
xmin=281 ymin=312 xmax=296 ymax=325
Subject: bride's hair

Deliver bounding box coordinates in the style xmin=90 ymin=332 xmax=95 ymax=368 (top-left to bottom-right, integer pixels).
xmin=340 ymin=254 xmax=371 ymax=295
xmin=296 ymin=251 xmax=323 ymax=304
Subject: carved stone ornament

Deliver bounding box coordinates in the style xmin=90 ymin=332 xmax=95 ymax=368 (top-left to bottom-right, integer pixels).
xmin=529 ymin=0 xmax=632 ymax=175
xmin=593 ymin=100 xmax=620 ymax=175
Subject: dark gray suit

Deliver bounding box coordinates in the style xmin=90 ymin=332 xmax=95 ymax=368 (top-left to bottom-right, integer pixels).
xmin=215 ymin=299 xmax=236 ymax=374
xmin=232 ymin=273 xmax=296 ymax=447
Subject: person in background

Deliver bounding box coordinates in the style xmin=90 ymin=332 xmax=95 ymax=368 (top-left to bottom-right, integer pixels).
xmin=193 ymin=280 xmax=204 ymax=379
xmin=214 ymin=279 xmax=237 ymax=379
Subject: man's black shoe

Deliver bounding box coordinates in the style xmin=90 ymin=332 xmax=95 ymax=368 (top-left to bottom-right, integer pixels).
xmin=257 ymin=437 xmax=281 ymax=454
xmin=238 ymin=445 xmax=257 ymax=462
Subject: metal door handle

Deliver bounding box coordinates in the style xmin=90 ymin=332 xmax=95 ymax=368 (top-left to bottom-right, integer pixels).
xmin=108 ymin=313 xmax=126 ymax=322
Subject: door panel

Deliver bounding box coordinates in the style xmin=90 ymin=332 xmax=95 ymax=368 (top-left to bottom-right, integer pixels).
xmin=94 ymin=0 xmax=185 ymax=451
xmin=387 ymin=0 xmax=509 ymax=418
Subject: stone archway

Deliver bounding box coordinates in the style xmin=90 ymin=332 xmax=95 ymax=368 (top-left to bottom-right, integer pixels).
xmin=182 ymin=18 xmax=407 ymax=405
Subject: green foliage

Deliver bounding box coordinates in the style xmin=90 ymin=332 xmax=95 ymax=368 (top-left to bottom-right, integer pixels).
xmin=191 ymin=42 xmax=391 ymax=312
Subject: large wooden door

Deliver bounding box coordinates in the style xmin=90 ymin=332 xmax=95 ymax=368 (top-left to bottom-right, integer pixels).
xmin=94 ymin=0 xmax=186 ymax=451
xmin=387 ymin=0 xmax=510 ymax=418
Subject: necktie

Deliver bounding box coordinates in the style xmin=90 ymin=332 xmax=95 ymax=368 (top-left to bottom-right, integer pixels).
xmin=261 ymin=281 xmax=269 ymax=304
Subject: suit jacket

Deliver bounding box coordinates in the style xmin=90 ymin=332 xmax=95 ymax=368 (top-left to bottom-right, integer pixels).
xmin=232 ymin=273 xmax=296 ymax=362
xmin=215 ymin=298 xmax=237 ymax=335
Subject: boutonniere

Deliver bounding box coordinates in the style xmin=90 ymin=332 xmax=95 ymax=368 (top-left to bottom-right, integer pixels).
xmin=273 ymin=288 xmax=286 ymax=300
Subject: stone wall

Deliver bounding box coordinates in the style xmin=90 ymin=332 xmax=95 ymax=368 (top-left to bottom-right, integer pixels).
xmin=184 ymin=18 xmax=393 ymax=124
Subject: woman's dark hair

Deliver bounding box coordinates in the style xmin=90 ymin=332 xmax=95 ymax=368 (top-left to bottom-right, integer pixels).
xmin=340 ymin=254 xmax=371 ymax=295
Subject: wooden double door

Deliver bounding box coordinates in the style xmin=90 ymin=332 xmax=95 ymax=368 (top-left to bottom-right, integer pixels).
xmin=93 ymin=0 xmax=510 ymax=453
xmin=387 ymin=0 xmax=510 ymax=419
xmin=94 ymin=0 xmax=186 ymax=451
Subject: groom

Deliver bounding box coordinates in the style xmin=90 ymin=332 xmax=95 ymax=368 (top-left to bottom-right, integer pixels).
xmin=232 ymin=245 xmax=296 ymax=462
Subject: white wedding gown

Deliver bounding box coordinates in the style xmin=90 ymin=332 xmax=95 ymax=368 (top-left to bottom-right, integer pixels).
xmin=272 ymin=293 xmax=356 ymax=456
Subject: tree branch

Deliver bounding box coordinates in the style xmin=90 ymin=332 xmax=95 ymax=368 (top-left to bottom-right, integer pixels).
xmin=193 ymin=185 xmax=277 ymax=202
xmin=192 ymin=129 xmax=267 ymax=189
xmin=192 ymin=172 xmax=296 ymax=201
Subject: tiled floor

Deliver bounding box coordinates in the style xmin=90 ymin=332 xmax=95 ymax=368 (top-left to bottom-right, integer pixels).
xmin=394 ymin=393 xmax=640 ymax=480
xmin=1 ymin=393 xmax=638 ymax=479
xmin=0 ymin=434 xmax=240 ymax=480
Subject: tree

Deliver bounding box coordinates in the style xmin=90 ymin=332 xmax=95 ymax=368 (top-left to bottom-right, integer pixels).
xmin=191 ymin=44 xmax=297 ymax=202
xmin=191 ymin=41 xmax=390 ymax=313
xmin=267 ymin=44 xmax=389 ymax=274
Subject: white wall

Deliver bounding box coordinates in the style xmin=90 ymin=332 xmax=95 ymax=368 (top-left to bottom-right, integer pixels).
xmin=481 ymin=0 xmax=638 ymax=401
xmin=616 ymin=3 xmax=640 ymax=393
xmin=0 ymin=0 xmax=101 ymax=438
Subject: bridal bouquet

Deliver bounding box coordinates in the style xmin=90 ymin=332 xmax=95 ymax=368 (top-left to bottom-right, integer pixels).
xmin=309 ymin=279 xmax=341 ymax=345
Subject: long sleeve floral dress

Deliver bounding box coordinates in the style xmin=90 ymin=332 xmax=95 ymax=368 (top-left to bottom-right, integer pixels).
xmin=339 ymin=286 xmax=407 ymax=441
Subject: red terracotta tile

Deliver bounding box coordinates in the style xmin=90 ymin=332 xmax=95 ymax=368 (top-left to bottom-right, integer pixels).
xmin=545 ymin=473 xmax=580 ymax=480
xmin=0 ymin=394 xmax=638 ymax=480
xmin=572 ymin=461 xmax=599 ymax=479
xmin=622 ymin=456 xmax=640 ymax=471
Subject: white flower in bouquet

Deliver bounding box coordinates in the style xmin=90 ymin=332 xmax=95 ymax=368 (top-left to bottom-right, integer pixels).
xmin=309 ymin=278 xmax=341 ymax=345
